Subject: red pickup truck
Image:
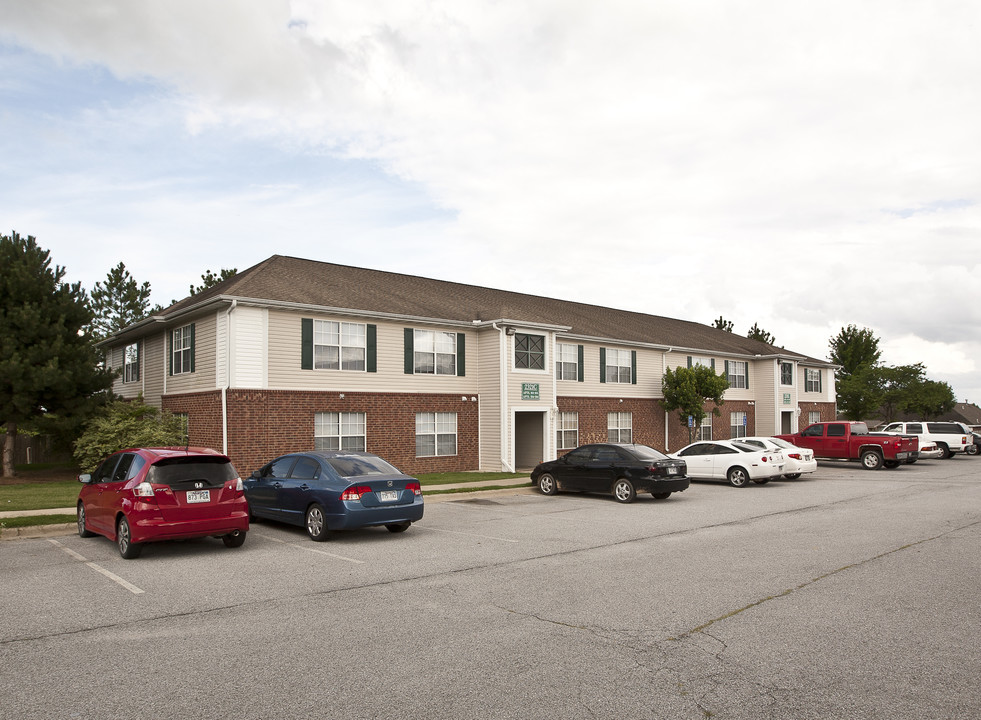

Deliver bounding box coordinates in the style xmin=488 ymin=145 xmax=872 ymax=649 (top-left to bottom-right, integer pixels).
xmin=776 ymin=422 xmax=919 ymax=470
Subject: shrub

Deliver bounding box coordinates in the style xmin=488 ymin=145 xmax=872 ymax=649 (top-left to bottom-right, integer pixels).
xmin=73 ymin=398 xmax=186 ymax=472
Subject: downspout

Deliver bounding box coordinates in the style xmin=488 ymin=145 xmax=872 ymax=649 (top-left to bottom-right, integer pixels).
xmin=663 ymin=348 xmax=673 ymax=451
xmin=492 ymin=322 xmax=515 ymax=472
xmin=222 ymin=300 xmax=237 ymax=456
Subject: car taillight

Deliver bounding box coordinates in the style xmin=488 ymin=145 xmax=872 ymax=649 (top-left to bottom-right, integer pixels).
xmin=341 ymin=485 xmax=373 ymax=501
xmin=407 ymin=481 xmax=422 ymax=496
xmin=134 ymin=482 xmax=155 ymax=498
xmin=789 ymin=453 xmax=802 ymax=460
xmin=761 ymin=456 xmax=769 ymax=463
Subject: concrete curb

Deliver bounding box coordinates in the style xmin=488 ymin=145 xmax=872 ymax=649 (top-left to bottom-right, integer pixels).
xmin=0 ymin=523 xmax=76 ymax=540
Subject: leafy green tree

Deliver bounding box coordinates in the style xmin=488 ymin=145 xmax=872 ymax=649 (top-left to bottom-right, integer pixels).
xmin=73 ymin=397 xmax=186 ymax=473
xmin=747 ymin=322 xmax=776 ymax=345
xmin=712 ymin=316 xmax=734 ymax=332
xmin=662 ymin=365 xmax=730 ymax=440
xmin=879 ymin=364 xmax=926 ymax=420
xmin=906 ymin=379 xmax=956 ymax=420
xmin=836 ymin=365 xmax=885 ymax=421
xmin=88 ymin=262 xmax=153 ymax=339
xmin=190 ymin=268 xmax=237 ymax=296
xmin=0 ymin=232 xmax=114 ymax=477
xmin=829 ymin=324 xmax=882 ymax=375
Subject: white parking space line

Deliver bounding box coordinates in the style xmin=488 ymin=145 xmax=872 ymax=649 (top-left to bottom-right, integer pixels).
xmin=420 ymin=526 xmax=520 ymax=544
xmin=47 ymin=539 xmax=145 ymax=595
xmin=254 ymin=531 xmax=365 ymax=564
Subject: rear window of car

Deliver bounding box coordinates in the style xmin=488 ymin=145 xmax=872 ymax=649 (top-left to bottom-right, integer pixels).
xmin=628 ymin=445 xmax=670 ymax=461
xmin=927 ymin=423 xmax=962 ymax=434
xmin=326 ymin=455 xmax=401 ymax=478
xmin=146 ymin=458 xmax=237 ymax=487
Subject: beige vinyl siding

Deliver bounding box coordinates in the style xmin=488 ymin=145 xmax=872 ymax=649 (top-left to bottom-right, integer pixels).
xmin=477 ymin=327 xmax=503 ymax=471
xmin=554 ymin=340 xmax=664 ymax=399
xmin=754 ymin=359 xmax=779 ymax=436
xmin=266 ymin=309 xmax=478 ymax=394
xmin=143 ymin=333 xmax=166 ymax=407
xmin=166 ymin=314 xmax=217 ymax=394
xmin=228 ymin=306 xmax=267 ymax=389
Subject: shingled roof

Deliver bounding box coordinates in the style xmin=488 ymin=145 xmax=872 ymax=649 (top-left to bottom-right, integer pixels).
xmin=161 ymin=255 xmax=828 ymax=362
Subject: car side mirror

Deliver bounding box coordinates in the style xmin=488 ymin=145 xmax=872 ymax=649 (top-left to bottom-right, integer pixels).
xmin=250 ymin=470 xmax=262 ymax=480
xmin=78 ymin=474 xmax=93 ymax=484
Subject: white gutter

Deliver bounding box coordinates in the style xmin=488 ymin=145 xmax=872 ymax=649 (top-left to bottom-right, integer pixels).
xmin=221 ymin=300 xmax=237 ymax=455
xmin=492 ymin=322 xmax=515 ymax=473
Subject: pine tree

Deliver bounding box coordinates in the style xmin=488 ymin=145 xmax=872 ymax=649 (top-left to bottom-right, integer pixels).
xmin=89 ymin=262 xmax=153 ymax=340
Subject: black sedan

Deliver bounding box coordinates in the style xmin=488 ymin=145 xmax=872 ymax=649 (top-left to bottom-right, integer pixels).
xmin=531 ymin=443 xmax=689 ymax=503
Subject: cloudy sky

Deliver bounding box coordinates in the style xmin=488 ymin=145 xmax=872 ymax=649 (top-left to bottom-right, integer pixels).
xmin=2 ymin=1 xmax=979 ymax=402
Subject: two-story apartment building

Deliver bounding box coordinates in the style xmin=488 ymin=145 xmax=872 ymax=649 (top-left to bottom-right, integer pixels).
xmin=102 ymin=255 xmax=837 ymax=475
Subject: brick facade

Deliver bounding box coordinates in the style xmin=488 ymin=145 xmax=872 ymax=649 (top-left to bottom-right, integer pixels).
xmin=165 ymin=390 xmax=479 ymax=477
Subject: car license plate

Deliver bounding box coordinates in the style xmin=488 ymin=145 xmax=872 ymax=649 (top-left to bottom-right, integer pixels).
xmin=186 ymin=489 xmax=211 ymax=504
xmin=667 ymin=466 xmax=678 ymax=475
xmin=378 ymin=490 xmax=399 ymax=502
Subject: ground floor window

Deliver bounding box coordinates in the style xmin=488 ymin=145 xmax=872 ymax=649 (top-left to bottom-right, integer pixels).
xmin=315 ymin=412 xmax=366 ymax=451
xmin=607 ymin=412 xmax=632 ymax=443
xmin=557 ymin=412 xmax=579 ymax=450
xmin=697 ymin=415 xmax=712 ymax=441
xmin=416 ymin=412 xmax=457 ymax=457
xmin=731 ymin=411 xmax=748 ymax=438
xmin=809 ymin=411 xmax=822 ymax=426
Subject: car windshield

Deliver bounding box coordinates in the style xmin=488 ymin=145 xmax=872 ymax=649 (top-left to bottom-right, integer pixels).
xmin=766 ymin=437 xmax=795 ymax=449
xmin=731 ymin=441 xmax=762 ymax=453
xmin=326 ymin=455 xmax=402 ymax=478
xmin=147 ymin=458 xmax=237 ymax=487
xmin=626 ymin=444 xmax=670 ymax=461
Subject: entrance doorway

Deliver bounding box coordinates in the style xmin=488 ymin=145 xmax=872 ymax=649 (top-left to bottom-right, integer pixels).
xmin=514 ymin=412 xmax=546 ymax=471
xmin=781 ymin=411 xmax=795 ymax=434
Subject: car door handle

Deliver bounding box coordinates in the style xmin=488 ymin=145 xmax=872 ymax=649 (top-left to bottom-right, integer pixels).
xmin=272 ymin=482 xmax=282 ymax=489
xmin=298 ymin=484 xmax=310 ymax=490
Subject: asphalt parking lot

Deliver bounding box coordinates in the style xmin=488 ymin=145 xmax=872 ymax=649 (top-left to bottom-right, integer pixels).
xmin=2 ymin=458 xmax=980 ymax=719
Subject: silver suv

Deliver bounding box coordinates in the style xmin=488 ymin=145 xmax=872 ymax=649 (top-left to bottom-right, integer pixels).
xmin=880 ymin=421 xmax=970 ymax=459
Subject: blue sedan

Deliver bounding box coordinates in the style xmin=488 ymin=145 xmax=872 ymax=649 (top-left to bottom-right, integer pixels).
xmin=244 ymin=452 xmax=424 ymax=541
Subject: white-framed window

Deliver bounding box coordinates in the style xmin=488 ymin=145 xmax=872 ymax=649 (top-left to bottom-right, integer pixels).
xmin=780 ymin=362 xmax=793 ymax=386
xmin=727 ymin=361 xmax=748 ymax=389
xmin=515 ymin=333 xmax=546 ymax=370
xmin=123 ymin=343 xmax=140 ymax=383
xmin=805 ymin=368 xmax=822 ymax=393
xmin=416 ymin=412 xmax=457 ymax=457
xmin=171 ymin=325 xmax=193 ymax=375
xmin=555 ymin=343 xmax=579 ymax=381
xmin=557 ymin=412 xmax=579 ymax=450
xmin=731 ymin=411 xmax=748 ymax=438
xmin=414 ymin=329 xmax=457 ymax=375
xmin=605 ymin=349 xmax=632 ymax=384
xmin=697 ymin=415 xmax=713 ymax=441
xmin=689 ymin=356 xmax=712 ymax=368
xmin=809 ymin=411 xmax=822 ymax=425
xmin=607 ymin=412 xmax=632 ymax=443
xmin=315 ymin=412 xmax=366 ymax=452
xmin=314 ymin=320 xmax=366 ymax=371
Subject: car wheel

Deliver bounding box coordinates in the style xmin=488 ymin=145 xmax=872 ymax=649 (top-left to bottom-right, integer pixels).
xmin=386 ymin=521 xmax=411 ymax=533
xmin=937 ymin=443 xmax=951 ymax=459
xmin=651 ymin=492 xmax=671 ymax=500
xmin=965 ymin=444 xmax=979 ymax=456
xmin=538 ymin=473 xmax=558 ymax=496
xmin=612 ymin=478 xmax=636 ymax=503
xmin=860 ymin=450 xmax=883 ymax=470
xmin=222 ymin=530 xmax=247 ymax=548
xmin=305 ymin=503 xmax=329 ymax=542
xmin=783 ymin=473 xmax=801 ymax=480
xmin=116 ymin=516 xmax=143 ymax=559
xmin=77 ymin=503 xmax=95 ymax=538
xmin=727 ymin=467 xmax=750 ymax=487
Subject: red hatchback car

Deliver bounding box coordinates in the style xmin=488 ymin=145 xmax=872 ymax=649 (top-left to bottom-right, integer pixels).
xmin=77 ymin=447 xmax=249 ymax=558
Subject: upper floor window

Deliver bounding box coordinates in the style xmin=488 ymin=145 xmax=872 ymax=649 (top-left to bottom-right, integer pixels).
xmin=689 ymin=356 xmax=713 ymax=369
xmin=726 ymin=361 xmax=748 ymax=389
xmin=124 ymin=343 xmax=140 ymax=383
xmin=805 ymin=368 xmax=822 ymax=393
xmin=780 ymin=362 xmax=793 ymax=386
xmin=315 ymin=320 xmax=366 ymax=371
xmin=413 ymin=330 xmax=457 ymax=375
xmin=515 ymin=333 xmax=545 ymax=370
xmin=605 ymin=349 xmax=633 ymax=384
xmin=555 ymin=343 xmax=580 ymax=381
xmin=171 ymin=324 xmax=194 ymax=375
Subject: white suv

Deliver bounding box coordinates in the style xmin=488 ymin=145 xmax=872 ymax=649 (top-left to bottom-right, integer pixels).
xmin=880 ymin=421 xmax=970 ymax=459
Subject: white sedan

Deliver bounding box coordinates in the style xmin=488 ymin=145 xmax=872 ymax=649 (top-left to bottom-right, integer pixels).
xmin=670 ymin=440 xmax=785 ymax=487
xmin=739 ymin=436 xmax=817 ymax=479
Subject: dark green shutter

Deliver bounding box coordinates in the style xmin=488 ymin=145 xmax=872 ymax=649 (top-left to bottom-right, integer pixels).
xmin=631 ymin=350 xmax=637 ymax=385
xmin=577 ymin=345 xmax=584 ymax=382
xmin=687 ymin=356 xmax=692 ymax=368
xmin=366 ymin=324 xmax=377 ymax=373
xmin=746 ymin=363 xmax=749 ymax=389
xmin=818 ymin=370 xmax=822 ymax=393
xmin=168 ymin=331 xmax=172 ymax=376
xmin=404 ymin=328 xmax=414 ymax=374
xmin=457 ymin=333 xmax=466 ymax=376
xmin=189 ymin=324 xmax=196 ymax=373
xmin=710 ymin=358 xmax=715 ymax=372
xmin=301 ymin=318 xmax=313 ymax=370
xmin=599 ymin=348 xmax=606 ymax=383
xmin=136 ymin=342 xmax=141 ymax=382
xmin=724 ymin=360 xmax=730 ymax=380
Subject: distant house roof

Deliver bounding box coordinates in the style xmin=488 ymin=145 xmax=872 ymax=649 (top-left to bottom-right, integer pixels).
xmin=944 ymin=403 xmax=981 ymax=426
xmin=123 ymin=254 xmax=831 ymax=364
